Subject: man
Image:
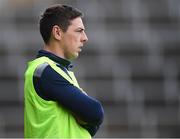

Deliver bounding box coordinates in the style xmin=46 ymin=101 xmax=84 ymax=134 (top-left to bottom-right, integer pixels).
xmin=24 ymin=4 xmax=104 ymax=138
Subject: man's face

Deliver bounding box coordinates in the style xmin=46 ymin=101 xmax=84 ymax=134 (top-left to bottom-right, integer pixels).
xmin=61 ymin=17 xmax=88 ymax=60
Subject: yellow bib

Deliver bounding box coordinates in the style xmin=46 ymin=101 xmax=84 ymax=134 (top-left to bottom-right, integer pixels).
xmin=24 ymin=56 xmax=91 ymax=138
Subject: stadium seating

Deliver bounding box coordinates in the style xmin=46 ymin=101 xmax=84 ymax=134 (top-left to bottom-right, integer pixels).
xmin=0 ymin=0 xmax=180 ymax=137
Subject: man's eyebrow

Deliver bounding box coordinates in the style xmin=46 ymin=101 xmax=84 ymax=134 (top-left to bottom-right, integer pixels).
xmin=76 ymin=27 xmax=85 ymax=30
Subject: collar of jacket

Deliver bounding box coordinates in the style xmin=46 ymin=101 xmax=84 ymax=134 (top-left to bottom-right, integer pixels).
xmin=37 ymin=50 xmax=73 ymax=69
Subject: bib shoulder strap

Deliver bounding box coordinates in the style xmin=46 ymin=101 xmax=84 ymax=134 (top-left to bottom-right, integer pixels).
xmin=38 ymin=56 xmax=78 ymax=87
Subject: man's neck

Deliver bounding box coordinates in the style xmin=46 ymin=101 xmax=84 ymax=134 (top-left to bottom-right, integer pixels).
xmin=37 ymin=49 xmax=72 ymax=69
xmin=43 ymin=43 xmax=66 ymax=60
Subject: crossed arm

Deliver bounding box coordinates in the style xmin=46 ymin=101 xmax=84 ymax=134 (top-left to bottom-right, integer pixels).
xmin=33 ymin=64 xmax=104 ymax=136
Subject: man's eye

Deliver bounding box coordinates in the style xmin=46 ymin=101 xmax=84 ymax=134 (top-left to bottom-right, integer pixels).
xmin=77 ymin=30 xmax=83 ymax=32
xmin=76 ymin=29 xmax=84 ymax=33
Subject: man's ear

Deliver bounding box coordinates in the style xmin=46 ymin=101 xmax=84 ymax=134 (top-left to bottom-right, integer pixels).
xmin=52 ymin=25 xmax=63 ymax=41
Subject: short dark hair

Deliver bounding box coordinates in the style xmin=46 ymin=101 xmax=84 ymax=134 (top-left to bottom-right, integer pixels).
xmin=39 ymin=4 xmax=83 ymax=44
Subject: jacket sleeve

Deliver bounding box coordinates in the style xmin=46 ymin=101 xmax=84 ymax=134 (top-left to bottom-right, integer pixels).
xmin=33 ymin=64 xmax=104 ymax=128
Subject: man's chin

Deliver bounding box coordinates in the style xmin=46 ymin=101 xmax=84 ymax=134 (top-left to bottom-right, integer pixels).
xmin=68 ymin=53 xmax=79 ymax=60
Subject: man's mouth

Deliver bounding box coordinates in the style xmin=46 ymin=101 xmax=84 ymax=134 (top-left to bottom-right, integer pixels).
xmin=78 ymin=46 xmax=83 ymax=52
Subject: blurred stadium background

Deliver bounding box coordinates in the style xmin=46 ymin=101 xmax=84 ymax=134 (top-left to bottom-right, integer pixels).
xmin=0 ymin=0 xmax=180 ymax=137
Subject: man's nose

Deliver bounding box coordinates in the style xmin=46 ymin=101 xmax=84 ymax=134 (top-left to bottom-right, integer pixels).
xmin=82 ymin=32 xmax=88 ymax=43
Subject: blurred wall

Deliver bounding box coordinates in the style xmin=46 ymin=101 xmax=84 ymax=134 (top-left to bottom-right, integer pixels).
xmin=0 ymin=0 xmax=180 ymax=137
